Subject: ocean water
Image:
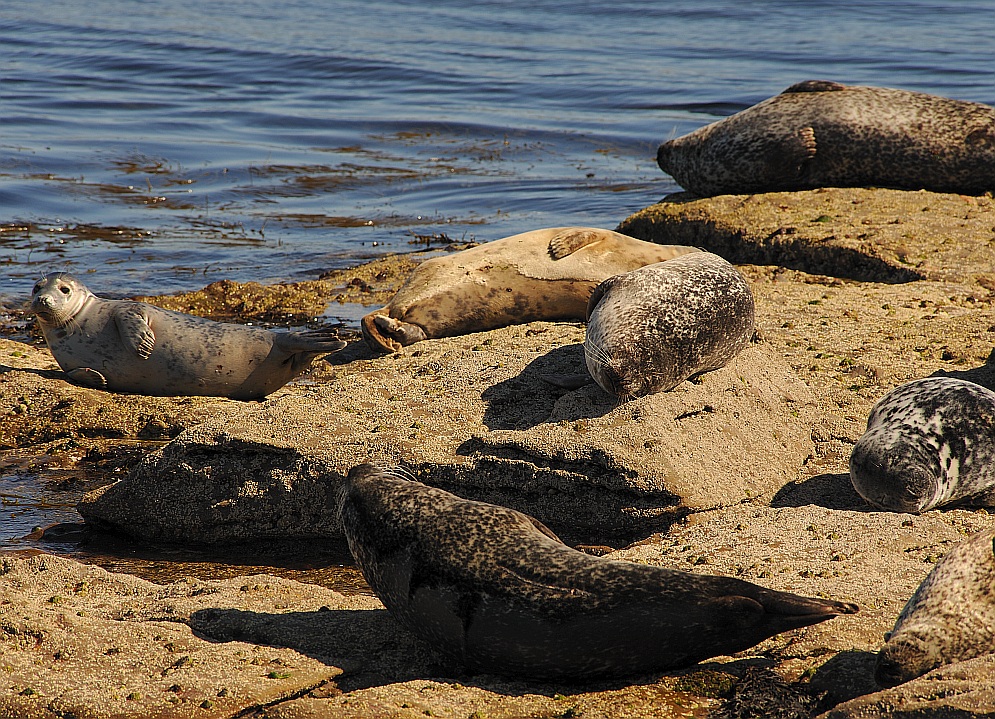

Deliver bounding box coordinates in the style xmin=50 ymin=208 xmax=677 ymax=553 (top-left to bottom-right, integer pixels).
xmin=0 ymin=1 xmax=992 ymax=561
xmin=2 ymin=0 xmax=992 ymax=304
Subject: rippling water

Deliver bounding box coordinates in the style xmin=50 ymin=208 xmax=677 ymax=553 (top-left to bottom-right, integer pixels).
xmin=3 ymin=0 xmax=992 ymax=303
xmin=1 ymin=0 xmax=993 ymax=564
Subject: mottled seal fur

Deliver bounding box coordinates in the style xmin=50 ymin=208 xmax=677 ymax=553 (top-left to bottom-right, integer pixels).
xmin=584 ymin=251 xmax=755 ymax=398
xmin=657 ymin=80 xmax=995 ymax=197
xmin=876 ymin=528 xmax=995 ymax=686
xmin=361 ymin=227 xmax=699 ymax=353
xmin=338 ymin=464 xmax=858 ymax=680
xmin=849 ymin=377 xmax=995 ymax=513
xmin=31 ymin=272 xmax=346 ymax=400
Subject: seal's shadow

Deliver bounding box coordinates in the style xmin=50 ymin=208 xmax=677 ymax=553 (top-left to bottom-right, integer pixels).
xmin=929 ymin=350 xmax=995 ymax=391
xmin=481 ymin=343 xmax=615 ymax=430
xmin=188 ymin=607 xmax=667 ymax=696
xmin=772 ymin=473 xmax=871 ymax=511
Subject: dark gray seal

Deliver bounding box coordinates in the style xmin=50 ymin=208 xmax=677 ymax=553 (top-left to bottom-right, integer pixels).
xmin=849 ymin=377 xmax=995 ymax=513
xmin=361 ymin=227 xmax=699 ymax=353
xmin=584 ymin=251 xmax=755 ymax=398
xmin=338 ymin=464 xmax=858 ymax=681
xmin=657 ymin=80 xmax=995 ymax=197
xmin=30 ymin=272 xmax=347 ymax=400
xmin=876 ymin=528 xmax=995 ymax=686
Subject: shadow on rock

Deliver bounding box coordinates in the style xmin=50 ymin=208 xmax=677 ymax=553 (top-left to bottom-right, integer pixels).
xmin=931 ymin=352 xmax=995 ymax=391
xmin=772 ymin=473 xmax=870 ymax=511
xmin=189 ymin=606 xmax=456 ymax=691
xmin=808 ymin=649 xmax=880 ymax=713
xmin=0 ymin=363 xmax=65 ymax=381
xmin=480 ymin=343 xmax=615 ymax=430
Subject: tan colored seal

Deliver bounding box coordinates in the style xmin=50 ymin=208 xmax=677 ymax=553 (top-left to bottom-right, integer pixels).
xmin=31 ymin=272 xmax=346 ymax=400
xmin=657 ymin=80 xmax=995 ymax=197
xmin=361 ymin=227 xmax=699 ymax=352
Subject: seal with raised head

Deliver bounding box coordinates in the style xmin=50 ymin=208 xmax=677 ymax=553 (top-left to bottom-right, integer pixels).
xmin=849 ymin=377 xmax=995 ymax=513
xmin=338 ymin=464 xmax=858 ymax=680
xmin=583 ymin=251 xmax=755 ymax=398
xmin=876 ymin=528 xmax=995 ymax=686
xmin=31 ymin=272 xmax=347 ymax=400
xmin=656 ymin=80 xmax=995 ymax=197
xmin=361 ymin=227 xmax=699 ymax=353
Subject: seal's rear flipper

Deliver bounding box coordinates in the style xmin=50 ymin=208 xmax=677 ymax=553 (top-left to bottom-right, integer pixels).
xmin=374 ymin=315 xmax=427 ymax=348
xmin=276 ymin=329 xmax=347 ymax=355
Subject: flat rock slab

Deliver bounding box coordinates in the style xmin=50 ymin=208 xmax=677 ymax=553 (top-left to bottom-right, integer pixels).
xmin=617 ymin=188 xmax=995 ymax=284
xmin=0 ymin=340 xmax=236 ymax=448
xmin=611 ymin=497 xmax=995 ymax=714
xmin=78 ymin=324 xmax=815 ymax=544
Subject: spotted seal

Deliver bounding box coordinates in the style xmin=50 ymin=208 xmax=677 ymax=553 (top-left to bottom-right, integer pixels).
xmin=583 ymin=251 xmax=755 ymax=398
xmin=361 ymin=227 xmax=699 ymax=353
xmin=30 ymin=272 xmax=346 ymax=400
xmin=849 ymin=377 xmax=995 ymax=513
xmin=876 ymin=528 xmax=995 ymax=686
xmin=337 ymin=464 xmax=858 ymax=680
xmin=656 ymin=80 xmax=995 ymax=197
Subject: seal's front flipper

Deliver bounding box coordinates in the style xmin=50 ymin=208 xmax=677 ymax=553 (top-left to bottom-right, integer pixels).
xmin=548 ymin=228 xmax=607 ymax=260
xmin=768 ymin=126 xmax=818 ymax=186
xmin=66 ymin=367 xmax=108 ymax=389
xmin=373 ymin=315 xmax=427 ymax=348
xmin=114 ymin=305 xmax=156 ymax=360
xmin=540 ymin=373 xmax=593 ymax=390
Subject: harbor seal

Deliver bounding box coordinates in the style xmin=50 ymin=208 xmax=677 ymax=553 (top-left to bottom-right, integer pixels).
xmin=338 ymin=464 xmax=858 ymax=680
xmin=584 ymin=251 xmax=755 ymax=398
xmin=361 ymin=227 xmax=699 ymax=353
xmin=656 ymin=80 xmax=995 ymax=197
xmin=876 ymin=528 xmax=995 ymax=686
xmin=849 ymin=377 xmax=995 ymax=513
xmin=30 ymin=272 xmax=347 ymax=400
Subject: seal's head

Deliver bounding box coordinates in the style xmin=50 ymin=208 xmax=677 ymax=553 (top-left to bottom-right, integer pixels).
xmin=875 ymin=629 xmax=941 ymax=686
xmin=31 ymin=272 xmax=92 ymax=329
xmin=848 ymin=431 xmax=937 ymax=513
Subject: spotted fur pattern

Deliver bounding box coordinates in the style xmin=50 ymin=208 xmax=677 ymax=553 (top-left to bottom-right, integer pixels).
xmin=584 ymin=251 xmax=754 ymax=398
xmin=876 ymin=529 xmax=995 ymax=686
xmin=337 ymin=464 xmax=856 ymax=680
xmin=30 ymin=272 xmax=345 ymax=400
xmin=657 ymin=80 xmax=995 ymax=196
xmin=849 ymin=377 xmax=995 ymax=513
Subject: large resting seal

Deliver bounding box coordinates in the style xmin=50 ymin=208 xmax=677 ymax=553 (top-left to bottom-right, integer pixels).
xmin=584 ymin=251 xmax=755 ymax=398
xmin=31 ymin=272 xmax=346 ymax=400
xmin=876 ymin=528 xmax=995 ymax=687
xmin=849 ymin=377 xmax=995 ymax=513
xmin=338 ymin=464 xmax=858 ymax=680
xmin=656 ymin=80 xmax=995 ymax=197
xmin=361 ymin=227 xmax=699 ymax=353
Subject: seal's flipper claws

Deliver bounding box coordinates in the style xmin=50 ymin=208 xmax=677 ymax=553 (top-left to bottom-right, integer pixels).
xmin=66 ymin=367 xmax=108 ymax=389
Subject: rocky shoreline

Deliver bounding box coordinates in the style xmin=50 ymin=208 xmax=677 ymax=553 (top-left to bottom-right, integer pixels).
xmin=2 ymin=187 xmax=995 ymax=718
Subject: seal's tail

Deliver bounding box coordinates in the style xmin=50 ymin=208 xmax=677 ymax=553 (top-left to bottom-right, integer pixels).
xmin=276 ymin=329 xmax=348 ymax=355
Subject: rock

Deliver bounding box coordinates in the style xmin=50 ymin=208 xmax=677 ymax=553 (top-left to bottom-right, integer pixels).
xmin=617 ymin=188 xmax=995 ymax=285
xmin=0 ymin=339 xmax=234 ymax=448
xmin=78 ymin=327 xmax=815 ymax=544
xmin=821 ymin=654 xmax=995 ymax=718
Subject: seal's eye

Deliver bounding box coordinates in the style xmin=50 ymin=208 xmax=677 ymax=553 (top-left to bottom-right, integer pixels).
xmin=32 ymin=283 xmax=42 ymax=294
xmin=60 ymin=286 xmax=71 ymax=295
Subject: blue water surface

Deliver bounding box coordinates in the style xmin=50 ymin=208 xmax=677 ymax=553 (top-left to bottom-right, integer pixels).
xmin=1 ymin=0 xmax=992 ymax=301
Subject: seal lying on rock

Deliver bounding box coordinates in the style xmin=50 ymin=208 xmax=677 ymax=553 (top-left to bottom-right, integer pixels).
xmin=361 ymin=227 xmax=699 ymax=353
xmin=338 ymin=464 xmax=858 ymax=680
xmin=31 ymin=272 xmax=346 ymax=400
xmin=656 ymin=80 xmax=995 ymax=197
xmin=849 ymin=377 xmax=995 ymax=513
xmin=876 ymin=528 xmax=995 ymax=687
xmin=584 ymin=251 xmax=754 ymax=398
